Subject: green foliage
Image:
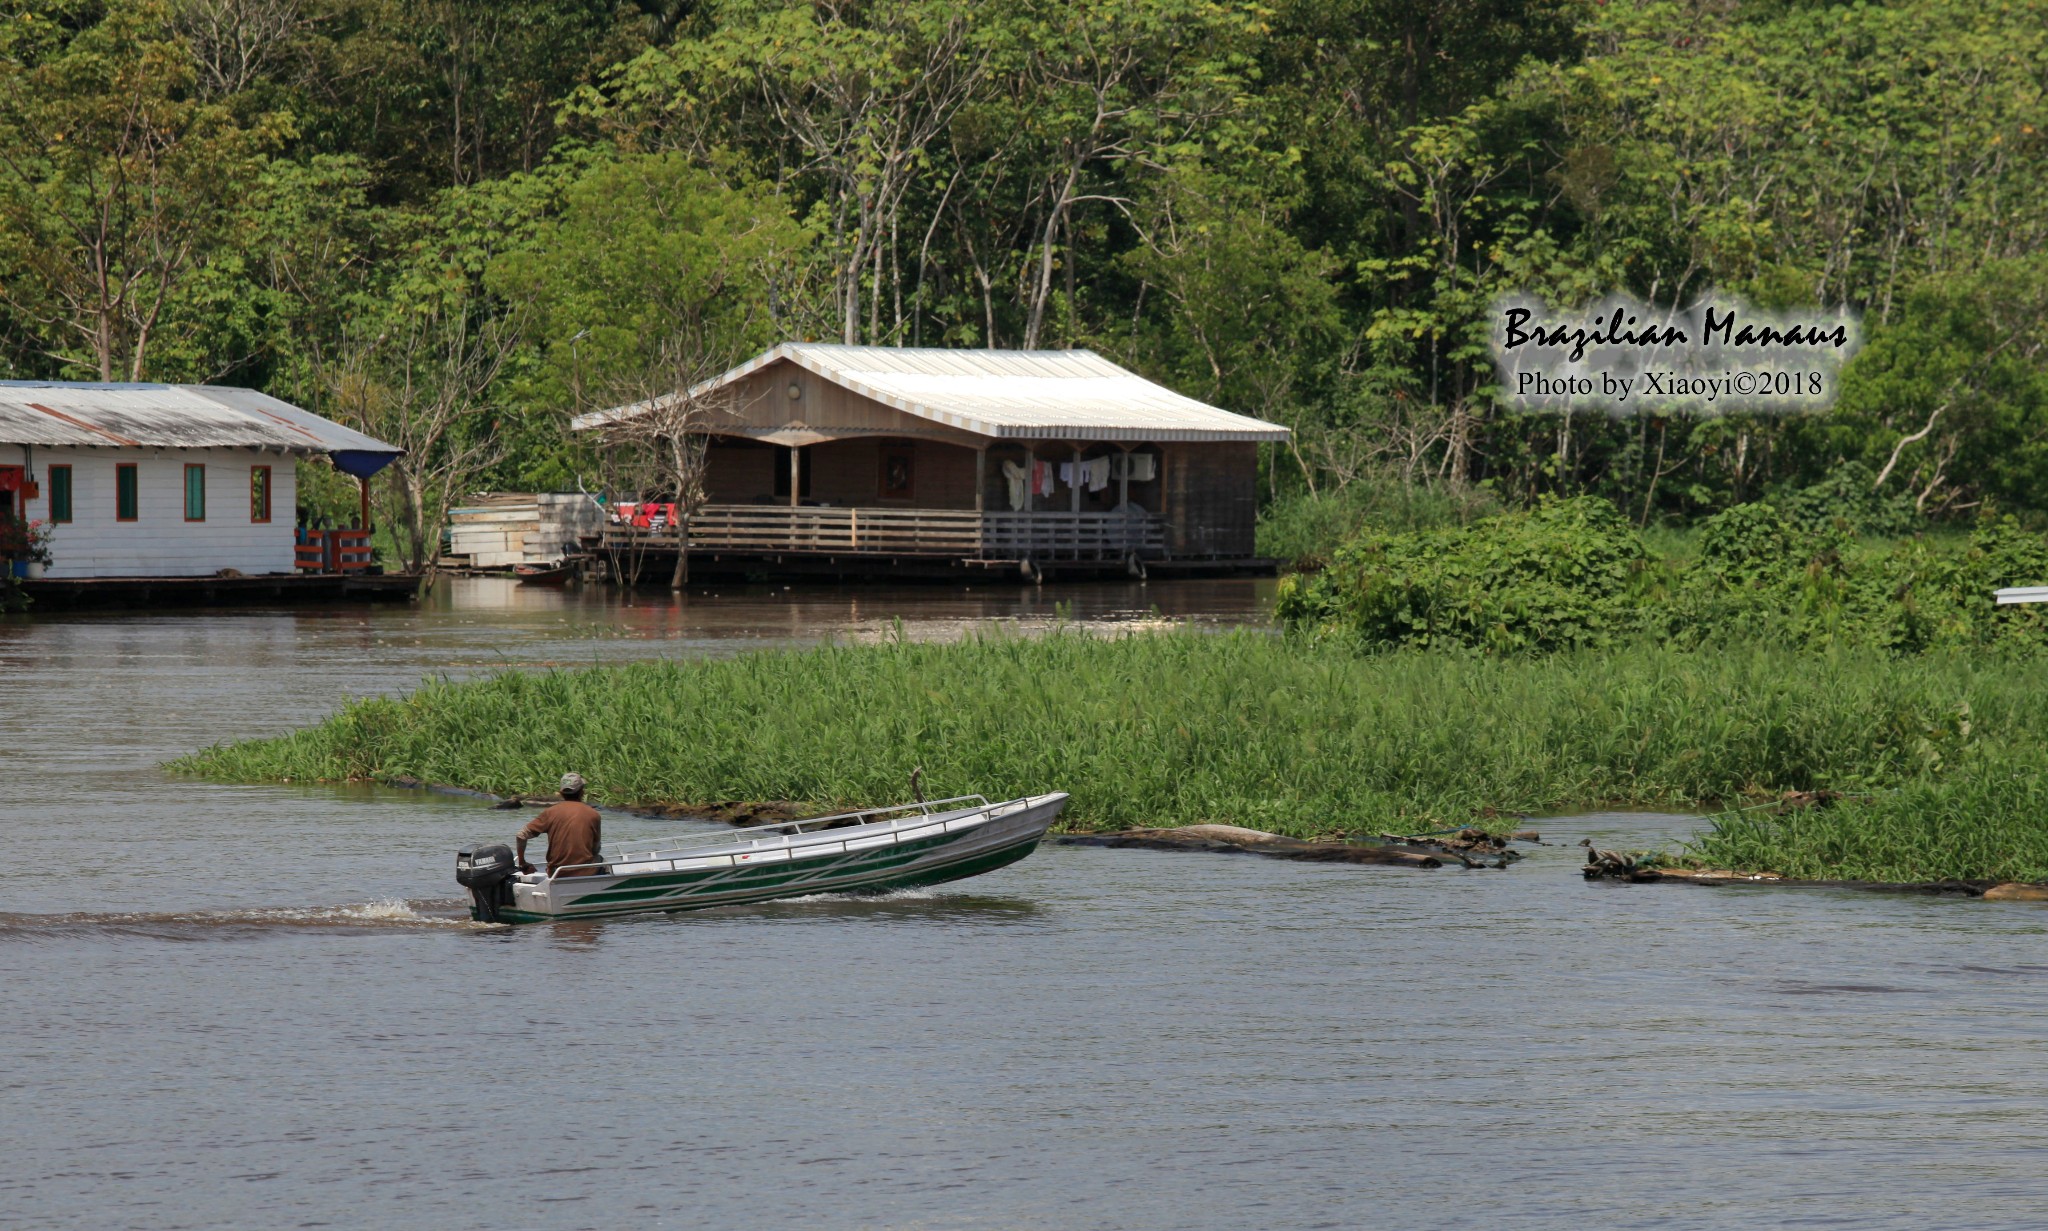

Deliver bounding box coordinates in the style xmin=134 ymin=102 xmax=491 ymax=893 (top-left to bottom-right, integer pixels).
xmin=1690 ymin=773 xmax=2048 ymax=884
xmin=169 ymin=629 xmax=2048 ymax=860
xmin=1256 ymin=474 xmax=1503 ymax=567
xmin=1284 ymin=496 xmax=2048 ymax=655
xmin=1276 ymin=496 xmax=1651 ymax=652
xmin=1823 ymin=255 xmax=2048 ymax=518
xmin=0 ymin=0 xmax=289 ymax=380
xmin=1 ymin=0 xmax=2045 ymax=530
xmin=485 ymin=151 xmax=812 ymax=411
xmin=1769 ymin=462 xmax=1919 ymax=538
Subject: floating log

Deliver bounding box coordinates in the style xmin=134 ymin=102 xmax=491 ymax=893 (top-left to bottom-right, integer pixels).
xmin=1060 ymin=827 xmax=1442 ymax=867
xmin=1982 ymin=882 xmax=2048 ymax=902
xmin=1640 ymin=867 xmax=1784 ymax=883
xmin=1590 ymin=862 xmax=1994 ymax=896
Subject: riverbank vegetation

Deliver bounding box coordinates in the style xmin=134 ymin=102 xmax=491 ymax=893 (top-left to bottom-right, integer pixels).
xmin=1278 ymin=491 xmax=2048 ymax=656
xmin=1268 ymin=487 xmax=2048 ymax=882
xmin=173 ymin=630 xmax=2048 ymax=881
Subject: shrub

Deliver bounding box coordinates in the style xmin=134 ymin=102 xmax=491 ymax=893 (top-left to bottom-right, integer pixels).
xmin=1284 ymin=498 xmax=2048 ymax=655
xmin=1276 ymin=496 xmax=1653 ymax=652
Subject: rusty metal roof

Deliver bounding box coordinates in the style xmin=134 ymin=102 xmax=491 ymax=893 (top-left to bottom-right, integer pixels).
xmin=575 ymin=344 xmax=1292 ymax=443
xmin=0 ymin=382 xmax=400 ymax=462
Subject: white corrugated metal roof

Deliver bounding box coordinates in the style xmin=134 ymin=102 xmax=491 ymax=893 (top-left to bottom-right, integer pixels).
xmin=574 ymin=343 xmax=1291 ymax=443
xmin=0 ymin=382 xmax=400 ymax=459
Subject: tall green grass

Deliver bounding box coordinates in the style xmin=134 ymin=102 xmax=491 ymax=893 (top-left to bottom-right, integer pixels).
xmin=1257 ymin=478 xmax=1503 ymax=568
xmin=1687 ymin=774 xmax=2048 ymax=883
xmin=174 ymin=631 xmax=2048 ymax=875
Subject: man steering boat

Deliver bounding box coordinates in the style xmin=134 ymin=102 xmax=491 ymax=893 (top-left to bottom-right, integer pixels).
xmin=516 ymin=773 xmax=605 ymax=877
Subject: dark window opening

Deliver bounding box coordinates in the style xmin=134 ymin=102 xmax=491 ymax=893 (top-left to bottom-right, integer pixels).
xmin=116 ymin=464 xmax=138 ymax=522
xmin=772 ymin=446 xmax=812 ymax=499
xmin=49 ymin=465 xmax=72 ymax=522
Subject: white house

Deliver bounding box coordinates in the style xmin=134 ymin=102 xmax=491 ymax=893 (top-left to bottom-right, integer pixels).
xmin=0 ymin=382 xmax=400 ymax=580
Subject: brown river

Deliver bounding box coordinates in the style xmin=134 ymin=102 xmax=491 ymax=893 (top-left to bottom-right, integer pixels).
xmin=4 ymin=578 xmax=2048 ymax=1229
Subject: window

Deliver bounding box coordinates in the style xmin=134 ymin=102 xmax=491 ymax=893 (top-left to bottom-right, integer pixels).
xmin=184 ymin=464 xmax=206 ymax=521
xmin=879 ymin=445 xmax=915 ymax=501
xmin=250 ymin=465 xmax=272 ymax=523
xmin=115 ymin=464 xmax=138 ymax=521
xmin=48 ymin=465 xmax=72 ymax=522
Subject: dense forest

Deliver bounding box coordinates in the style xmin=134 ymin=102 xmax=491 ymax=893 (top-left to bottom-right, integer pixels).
xmin=3 ymin=0 xmax=2045 ymax=542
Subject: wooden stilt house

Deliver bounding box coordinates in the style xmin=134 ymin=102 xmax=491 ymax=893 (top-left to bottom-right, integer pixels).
xmin=573 ymin=344 xmax=1288 ymax=578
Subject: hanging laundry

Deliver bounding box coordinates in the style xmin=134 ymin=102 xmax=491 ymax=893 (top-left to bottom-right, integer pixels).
xmin=1031 ymin=459 xmax=1054 ymax=497
xmin=1085 ymin=456 xmax=1110 ymax=492
xmin=1057 ymin=461 xmax=1075 ymax=488
xmin=1001 ymin=460 xmax=1029 ymax=511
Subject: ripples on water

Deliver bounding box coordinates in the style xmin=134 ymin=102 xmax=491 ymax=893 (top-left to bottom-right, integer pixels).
xmin=5 ymin=579 xmax=2048 ymax=1230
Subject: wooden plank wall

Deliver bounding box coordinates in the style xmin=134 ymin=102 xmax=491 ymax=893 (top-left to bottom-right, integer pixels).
xmin=1160 ymin=443 xmax=1257 ymax=557
xmin=706 ymin=437 xmax=982 ymax=510
xmin=703 ymin=441 xmax=775 ymax=502
xmin=722 ymin=360 xmax=980 ymax=441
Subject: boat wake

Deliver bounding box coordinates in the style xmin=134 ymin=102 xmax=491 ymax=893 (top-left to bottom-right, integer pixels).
xmin=0 ymin=898 xmax=485 ymax=941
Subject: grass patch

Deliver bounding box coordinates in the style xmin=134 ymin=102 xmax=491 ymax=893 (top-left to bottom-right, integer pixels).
xmin=173 ymin=630 xmax=2048 ymax=872
xmin=1686 ymin=773 xmax=2048 ymax=884
xmin=1257 ymin=479 xmax=1502 ymax=569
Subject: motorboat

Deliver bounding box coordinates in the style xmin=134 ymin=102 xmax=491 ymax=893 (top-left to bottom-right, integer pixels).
xmin=512 ymin=560 xmax=577 ymax=585
xmin=455 ymin=793 xmax=1067 ymax=923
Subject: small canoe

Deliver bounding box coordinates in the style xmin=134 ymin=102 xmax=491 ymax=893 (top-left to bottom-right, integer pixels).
xmin=456 ymin=793 xmax=1067 ymax=924
xmin=513 ymin=560 xmax=576 ymax=585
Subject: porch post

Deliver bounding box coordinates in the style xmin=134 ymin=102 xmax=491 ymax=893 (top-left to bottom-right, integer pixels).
xmin=974 ymin=446 xmax=986 ymax=513
xmin=1118 ymin=446 xmax=1131 ymax=549
xmin=1070 ymin=443 xmax=1081 ymax=513
xmin=788 ymin=445 xmax=801 ymax=509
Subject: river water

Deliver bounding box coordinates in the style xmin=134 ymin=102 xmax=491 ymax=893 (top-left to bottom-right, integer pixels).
xmin=4 ymin=578 xmax=2047 ymax=1230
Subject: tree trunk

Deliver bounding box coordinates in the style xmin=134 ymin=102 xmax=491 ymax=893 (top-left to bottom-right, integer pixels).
xmin=670 ymin=515 xmax=687 ymax=590
xmin=406 ymin=472 xmax=428 ymax=575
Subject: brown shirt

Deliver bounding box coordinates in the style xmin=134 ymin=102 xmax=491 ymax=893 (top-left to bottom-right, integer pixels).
xmin=519 ymin=801 xmax=604 ymax=877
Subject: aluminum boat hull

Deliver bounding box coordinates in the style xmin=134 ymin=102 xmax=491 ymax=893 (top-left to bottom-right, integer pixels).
xmin=488 ymin=793 xmax=1066 ymax=923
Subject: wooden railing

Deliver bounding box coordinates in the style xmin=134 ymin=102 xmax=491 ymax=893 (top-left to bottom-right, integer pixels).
xmin=296 ymin=528 xmax=374 ymax=572
xmin=600 ymin=505 xmax=1163 ymax=560
xmin=979 ymin=511 xmax=1163 ymax=558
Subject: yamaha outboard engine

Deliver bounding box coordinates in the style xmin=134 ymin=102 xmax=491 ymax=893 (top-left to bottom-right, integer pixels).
xmin=456 ymin=843 xmax=517 ymax=922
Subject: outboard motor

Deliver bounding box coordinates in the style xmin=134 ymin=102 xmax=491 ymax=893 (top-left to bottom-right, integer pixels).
xmin=456 ymin=843 xmax=517 ymax=922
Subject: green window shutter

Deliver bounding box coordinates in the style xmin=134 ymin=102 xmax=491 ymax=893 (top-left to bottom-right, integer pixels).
xmin=50 ymin=466 xmax=72 ymax=522
xmin=185 ymin=464 xmax=206 ymax=521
